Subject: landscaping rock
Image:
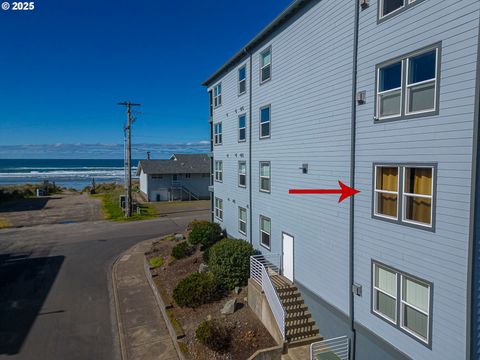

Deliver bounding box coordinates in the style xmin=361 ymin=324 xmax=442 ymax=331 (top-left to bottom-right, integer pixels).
xmin=198 ymin=263 xmax=209 ymax=273
xmin=206 ymin=315 xmax=212 ymax=321
xmin=221 ymin=299 xmax=237 ymax=315
xmin=234 ymin=286 xmax=241 ymax=294
xmin=174 ymin=234 xmax=184 ymax=241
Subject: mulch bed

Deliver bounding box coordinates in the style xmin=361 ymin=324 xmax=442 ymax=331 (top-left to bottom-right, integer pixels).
xmin=146 ymin=235 xmax=277 ymax=360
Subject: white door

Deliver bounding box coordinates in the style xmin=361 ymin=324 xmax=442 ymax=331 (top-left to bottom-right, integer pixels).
xmin=282 ymin=233 xmax=294 ymax=282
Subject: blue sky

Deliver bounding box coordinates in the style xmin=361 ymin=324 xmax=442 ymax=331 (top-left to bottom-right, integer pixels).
xmin=0 ymin=0 xmax=292 ymax=157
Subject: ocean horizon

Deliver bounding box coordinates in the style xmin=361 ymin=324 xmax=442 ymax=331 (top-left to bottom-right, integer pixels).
xmin=0 ymin=159 xmax=141 ymax=190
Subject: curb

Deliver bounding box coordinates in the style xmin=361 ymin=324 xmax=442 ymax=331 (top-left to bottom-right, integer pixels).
xmin=144 ymin=259 xmax=186 ymax=360
xmin=112 ymin=253 xmax=128 ymax=360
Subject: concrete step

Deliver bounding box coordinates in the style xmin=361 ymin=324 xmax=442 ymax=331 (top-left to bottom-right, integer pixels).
xmin=287 ymin=335 xmax=324 ymax=350
xmin=286 ymin=326 xmax=320 ymax=342
xmin=285 ymin=310 xmax=311 ymax=321
xmin=286 ymin=321 xmax=317 ymax=334
xmin=284 ymin=303 xmax=308 ymax=313
xmin=278 ymin=290 xmax=301 ymax=300
xmin=286 ymin=317 xmax=316 ymax=329
xmin=281 ymin=297 xmax=304 ymax=307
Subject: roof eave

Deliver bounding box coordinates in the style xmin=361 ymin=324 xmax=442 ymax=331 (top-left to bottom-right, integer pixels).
xmin=202 ymin=0 xmax=310 ymax=87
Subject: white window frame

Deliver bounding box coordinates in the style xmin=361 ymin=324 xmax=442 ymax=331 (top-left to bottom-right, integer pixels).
xmin=260 ymin=215 xmax=271 ymax=249
xmin=405 ymin=48 xmax=438 ymax=116
xmin=260 ymin=47 xmax=272 ymax=84
xmin=213 ymin=83 xmax=222 ymax=108
xmin=374 ymin=165 xmax=400 ymax=220
xmin=259 ymin=105 xmax=271 ymax=139
xmin=214 ymin=122 xmax=222 ymax=145
xmin=215 ymin=197 xmax=223 ymax=221
xmin=259 ymin=161 xmax=271 ymax=193
xmin=238 ymin=114 xmax=246 ymax=142
xmin=238 ymin=65 xmax=247 ymax=96
xmin=373 ymin=263 xmax=398 ymax=324
xmin=214 ymin=160 xmax=223 ymax=182
xmin=376 ymin=61 xmax=403 ymax=120
xmin=400 ymin=274 xmax=430 ymax=343
xmin=379 ymin=0 xmax=418 ymax=20
xmin=238 ymin=161 xmax=247 ymax=188
xmin=238 ymin=207 xmax=247 ymax=235
xmin=375 ymin=45 xmax=440 ymax=121
xmin=402 ymin=166 xmax=434 ymax=228
xmin=372 ymin=261 xmax=432 ymax=346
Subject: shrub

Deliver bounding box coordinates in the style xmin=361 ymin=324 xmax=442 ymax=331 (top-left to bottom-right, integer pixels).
xmin=195 ymin=319 xmax=230 ymax=352
xmin=208 ymin=239 xmax=255 ymax=290
xmin=188 ymin=221 xmax=222 ymax=249
xmin=202 ymin=246 xmax=211 ymax=264
xmin=173 ymin=272 xmax=222 ymax=308
xmin=171 ymin=241 xmax=194 ymax=259
xmin=149 ymin=257 xmax=164 ymax=268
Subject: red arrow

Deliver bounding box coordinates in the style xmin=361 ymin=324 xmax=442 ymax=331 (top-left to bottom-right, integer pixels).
xmin=289 ymin=181 xmax=360 ymax=203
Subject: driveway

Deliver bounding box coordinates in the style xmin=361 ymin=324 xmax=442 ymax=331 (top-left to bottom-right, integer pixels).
xmin=0 ymin=193 xmax=102 ymax=227
xmin=0 ymin=209 xmax=209 ymax=360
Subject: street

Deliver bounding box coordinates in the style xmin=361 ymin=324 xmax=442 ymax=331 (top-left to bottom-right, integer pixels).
xmin=0 ymin=212 xmax=208 ymax=359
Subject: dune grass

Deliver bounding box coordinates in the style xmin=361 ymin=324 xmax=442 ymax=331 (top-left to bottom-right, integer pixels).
xmin=91 ymin=184 xmax=157 ymax=222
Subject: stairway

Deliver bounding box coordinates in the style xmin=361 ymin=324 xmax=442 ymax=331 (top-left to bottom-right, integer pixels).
xmin=270 ymin=274 xmax=322 ymax=344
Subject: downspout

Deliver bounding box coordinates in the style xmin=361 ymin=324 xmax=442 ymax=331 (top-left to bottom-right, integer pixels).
xmin=349 ymin=1 xmax=360 ymax=359
xmin=467 ymin=15 xmax=480 ymax=360
xmin=209 ymin=90 xmax=214 ymax=223
xmin=247 ymin=48 xmax=253 ymax=245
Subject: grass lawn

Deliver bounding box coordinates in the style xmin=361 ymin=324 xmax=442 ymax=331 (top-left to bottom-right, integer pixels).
xmin=92 ymin=190 xmax=157 ymax=222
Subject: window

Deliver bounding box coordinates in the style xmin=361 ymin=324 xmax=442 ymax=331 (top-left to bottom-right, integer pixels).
xmin=213 ymin=83 xmax=222 ymax=107
xmin=152 ymin=175 xmax=163 ymax=179
xmin=238 ymin=161 xmax=247 ymax=188
xmin=215 ymin=197 xmax=223 ymax=220
xmin=214 ymin=160 xmax=223 ymax=182
xmin=376 ymin=45 xmax=439 ymax=121
xmin=374 ymin=166 xmax=399 ymax=219
xmin=260 ymin=105 xmax=271 ymax=138
xmin=260 ymin=216 xmax=271 ymax=249
xmin=239 ymin=207 xmax=247 ymax=235
xmin=379 ymin=0 xmax=421 ymax=20
xmin=214 ymin=122 xmax=222 ymax=145
xmin=401 ymin=275 xmax=430 ymax=341
xmin=372 ymin=261 xmax=432 ymax=345
xmin=406 ymin=50 xmax=437 ymax=115
xmin=403 ymin=167 xmax=433 ymax=226
xmin=377 ymin=61 xmax=402 ymax=118
xmin=260 ymin=162 xmax=270 ymax=193
xmin=373 ymin=264 xmax=397 ymax=322
xmin=238 ymin=65 xmax=246 ymax=95
xmin=373 ymin=165 xmax=435 ymax=229
xmin=260 ymin=47 xmax=272 ymax=83
xmin=185 ymin=173 xmax=191 ymax=178
xmin=238 ymin=114 xmax=246 ymax=142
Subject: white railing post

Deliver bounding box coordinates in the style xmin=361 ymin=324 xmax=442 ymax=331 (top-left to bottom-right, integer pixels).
xmin=250 ymin=254 xmax=285 ymax=341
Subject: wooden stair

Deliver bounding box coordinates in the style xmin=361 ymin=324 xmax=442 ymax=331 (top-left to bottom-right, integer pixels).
xmin=271 ymin=275 xmax=321 ymax=344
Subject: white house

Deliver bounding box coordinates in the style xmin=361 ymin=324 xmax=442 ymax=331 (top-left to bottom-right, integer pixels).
xmin=136 ymin=153 xmax=210 ymax=202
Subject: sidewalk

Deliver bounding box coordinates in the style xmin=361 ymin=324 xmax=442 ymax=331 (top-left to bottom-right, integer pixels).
xmin=113 ymin=240 xmax=179 ymax=360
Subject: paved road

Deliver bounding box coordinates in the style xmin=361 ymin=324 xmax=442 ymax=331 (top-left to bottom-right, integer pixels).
xmin=0 ymin=211 xmax=208 ymax=360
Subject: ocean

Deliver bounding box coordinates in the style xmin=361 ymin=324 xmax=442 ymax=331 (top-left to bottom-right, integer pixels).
xmin=0 ymin=159 xmax=139 ymax=190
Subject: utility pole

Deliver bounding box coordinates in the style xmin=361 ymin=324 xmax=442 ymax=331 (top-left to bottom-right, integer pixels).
xmin=118 ymin=101 xmax=141 ymax=217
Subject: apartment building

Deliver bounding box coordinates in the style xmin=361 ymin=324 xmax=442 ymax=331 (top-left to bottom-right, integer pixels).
xmin=203 ymin=1 xmax=480 ymax=359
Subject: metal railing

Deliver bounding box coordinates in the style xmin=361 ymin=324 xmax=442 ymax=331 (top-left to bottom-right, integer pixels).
xmin=250 ymin=254 xmax=285 ymax=340
xmin=310 ymin=336 xmax=350 ymax=360
xmin=250 ymin=254 xmax=281 ymax=287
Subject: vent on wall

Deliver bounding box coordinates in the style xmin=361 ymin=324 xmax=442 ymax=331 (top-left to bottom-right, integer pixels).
xmin=360 ymin=0 xmax=369 ymax=10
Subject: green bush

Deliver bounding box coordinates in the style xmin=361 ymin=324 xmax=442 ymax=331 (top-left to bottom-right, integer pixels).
xmin=195 ymin=319 xmax=230 ymax=352
xmin=149 ymin=257 xmax=164 ymax=268
xmin=202 ymin=246 xmax=211 ymax=264
xmin=188 ymin=221 xmax=222 ymax=249
xmin=208 ymin=238 xmax=255 ymax=290
xmin=171 ymin=241 xmax=194 ymax=259
xmin=173 ymin=273 xmax=222 ymax=308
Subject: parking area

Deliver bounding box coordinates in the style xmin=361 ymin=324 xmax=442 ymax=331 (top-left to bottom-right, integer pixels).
xmin=148 ymin=199 xmax=210 ymax=218
xmin=0 ymin=192 xmax=102 ymax=228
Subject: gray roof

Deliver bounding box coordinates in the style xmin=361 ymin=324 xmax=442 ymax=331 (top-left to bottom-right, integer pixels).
xmin=202 ymin=0 xmax=310 ymax=87
xmin=136 ymin=153 xmax=209 ymax=175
